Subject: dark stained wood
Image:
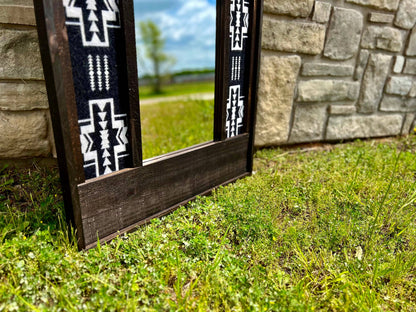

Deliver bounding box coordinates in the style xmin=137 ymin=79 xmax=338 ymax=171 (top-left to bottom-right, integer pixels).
xmin=246 ymin=0 xmax=264 ymax=173
xmin=119 ymin=1 xmax=143 ymax=167
xmin=78 ymin=135 xmax=249 ymax=247
xmin=214 ymin=0 xmax=231 ymax=141
xmin=33 ymin=0 xmax=86 ymax=249
xmin=84 ymin=172 xmax=250 ymax=250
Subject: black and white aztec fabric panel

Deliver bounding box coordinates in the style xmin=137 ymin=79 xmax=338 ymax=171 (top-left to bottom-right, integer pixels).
xmin=226 ymin=0 xmax=250 ymax=138
xmin=63 ymin=0 xmax=131 ymax=180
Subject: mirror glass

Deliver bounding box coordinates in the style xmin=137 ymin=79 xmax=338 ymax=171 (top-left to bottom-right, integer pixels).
xmin=134 ymin=0 xmax=216 ymax=159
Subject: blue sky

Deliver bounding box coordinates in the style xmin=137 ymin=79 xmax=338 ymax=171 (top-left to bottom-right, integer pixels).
xmin=134 ymin=0 xmax=217 ymax=77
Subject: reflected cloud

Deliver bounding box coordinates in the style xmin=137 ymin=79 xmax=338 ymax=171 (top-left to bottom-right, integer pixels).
xmin=134 ymin=0 xmax=216 ymax=76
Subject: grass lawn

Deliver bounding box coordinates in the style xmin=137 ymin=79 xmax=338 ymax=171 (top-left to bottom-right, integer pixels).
xmin=140 ymin=99 xmax=214 ymax=159
xmin=139 ymin=81 xmax=215 ymax=99
xmin=1 ymin=136 xmax=416 ymax=311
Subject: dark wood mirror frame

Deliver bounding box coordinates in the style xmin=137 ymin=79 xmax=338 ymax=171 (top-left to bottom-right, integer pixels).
xmin=34 ymin=0 xmax=263 ymax=250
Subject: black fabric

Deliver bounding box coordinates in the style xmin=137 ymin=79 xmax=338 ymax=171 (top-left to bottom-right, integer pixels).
xmin=226 ymin=0 xmax=251 ymax=138
xmin=64 ymin=0 xmax=132 ymax=180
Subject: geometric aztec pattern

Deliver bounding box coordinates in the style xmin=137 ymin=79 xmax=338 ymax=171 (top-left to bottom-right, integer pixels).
xmin=63 ymin=0 xmax=132 ymax=179
xmin=63 ymin=0 xmax=121 ymax=47
xmin=230 ymin=0 xmax=249 ymax=52
xmin=79 ymin=99 xmax=129 ymax=177
xmin=227 ymin=0 xmax=250 ymax=138
xmin=226 ymin=86 xmax=245 ymax=138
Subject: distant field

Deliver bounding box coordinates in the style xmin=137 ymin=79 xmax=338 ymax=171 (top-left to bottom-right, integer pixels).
xmin=140 ymin=98 xmax=214 ymax=159
xmin=139 ymin=81 xmax=215 ymax=99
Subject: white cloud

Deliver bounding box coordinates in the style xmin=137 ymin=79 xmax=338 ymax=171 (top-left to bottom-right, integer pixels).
xmin=134 ymin=0 xmax=216 ymax=76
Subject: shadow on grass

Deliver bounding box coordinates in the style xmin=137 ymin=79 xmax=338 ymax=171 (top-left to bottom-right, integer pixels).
xmin=0 ymin=163 xmax=65 ymax=242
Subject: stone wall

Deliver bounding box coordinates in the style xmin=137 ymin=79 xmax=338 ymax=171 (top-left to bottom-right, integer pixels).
xmin=0 ymin=0 xmax=54 ymax=159
xmin=256 ymin=0 xmax=416 ymax=146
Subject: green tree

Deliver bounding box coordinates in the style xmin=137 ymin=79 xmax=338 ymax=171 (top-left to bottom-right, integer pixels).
xmin=139 ymin=20 xmax=174 ymax=94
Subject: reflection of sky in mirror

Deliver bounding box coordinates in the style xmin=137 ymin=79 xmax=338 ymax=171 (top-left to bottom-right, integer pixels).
xmin=134 ymin=0 xmax=216 ymax=77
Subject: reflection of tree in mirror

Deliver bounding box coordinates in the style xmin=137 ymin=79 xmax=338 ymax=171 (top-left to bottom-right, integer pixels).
xmin=134 ymin=0 xmax=216 ymax=159
xmin=139 ymin=20 xmax=176 ymax=94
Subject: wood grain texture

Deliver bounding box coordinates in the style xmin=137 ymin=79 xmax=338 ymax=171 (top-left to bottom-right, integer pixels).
xmin=33 ymin=0 xmax=86 ymax=249
xmin=246 ymin=0 xmax=264 ymax=173
xmin=83 ymin=172 xmax=250 ymax=250
xmin=214 ymin=0 xmax=230 ymax=141
xmin=119 ymin=1 xmax=143 ymax=167
xmin=78 ymin=135 xmax=249 ymax=247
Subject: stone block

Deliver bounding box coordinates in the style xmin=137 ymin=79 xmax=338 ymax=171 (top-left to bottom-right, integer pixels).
xmin=354 ymin=49 xmax=370 ymax=81
xmin=262 ymin=17 xmax=326 ymax=55
xmin=324 ymin=8 xmax=363 ymax=60
xmin=313 ymin=1 xmax=332 ymax=24
xmin=394 ymin=0 xmax=416 ymax=30
xmin=409 ymin=82 xmax=416 ymax=97
xmin=326 ymin=114 xmax=403 ymax=140
xmin=385 ymin=76 xmax=413 ymax=96
xmin=0 ymin=82 xmax=48 ymax=111
xmin=46 ymin=111 xmax=57 ymax=158
xmin=361 ymin=26 xmax=403 ymax=52
xmin=403 ymin=58 xmax=416 ymax=74
xmin=255 ymin=54 xmax=301 ymax=146
xmin=358 ymin=53 xmax=392 ymax=113
xmin=263 ymin=0 xmax=314 ymax=17
xmin=302 ymin=63 xmax=354 ymax=77
xmin=393 ymin=55 xmax=405 ymax=73
xmin=380 ymin=96 xmax=404 ymax=112
xmin=289 ymin=104 xmax=327 ymax=143
xmin=346 ymin=0 xmax=400 ymax=11
xmin=402 ymin=113 xmax=415 ymax=135
xmin=0 ymin=0 xmax=33 ymax=5
xmin=368 ymin=13 xmax=394 ymax=24
xmin=297 ymin=80 xmax=360 ymax=102
xmin=329 ymin=105 xmax=357 ymax=115
xmin=0 ymin=5 xmax=36 ymax=25
xmin=0 ymin=28 xmax=43 ymax=80
xmin=380 ymin=96 xmax=416 ymax=112
xmin=406 ymin=28 xmax=416 ymax=56
xmin=0 ymin=111 xmax=50 ymax=158
xmin=403 ymin=98 xmax=416 ymax=110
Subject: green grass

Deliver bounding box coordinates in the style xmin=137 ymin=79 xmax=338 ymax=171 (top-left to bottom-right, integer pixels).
xmin=1 ymin=137 xmax=416 ymax=311
xmin=139 ymin=81 xmax=215 ymax=99
xmin=140 ymin=99 xmax=214 ymax=159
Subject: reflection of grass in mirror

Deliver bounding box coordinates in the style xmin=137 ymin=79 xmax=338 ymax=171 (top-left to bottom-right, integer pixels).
xmin=139 ymin=81 xmax=214 ymax=99
xmin=141 ymin=99 xmax=214 ymax=159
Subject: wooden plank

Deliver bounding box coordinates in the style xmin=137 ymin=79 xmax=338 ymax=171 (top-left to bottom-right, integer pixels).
xmin=84 ymin=172 xmax=250 ymax=250
xmin=214 ymin=1 xmax=231 ymax=141
xmin=119 ymin=1 xmax=143 ymax=167
xmin=34 ymin=0 xmax=86 ymax=249
xmin=246 ymin=0 xmax=264 ymax=173
xmin=78 ymin=135 xmax=250 ymax=247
